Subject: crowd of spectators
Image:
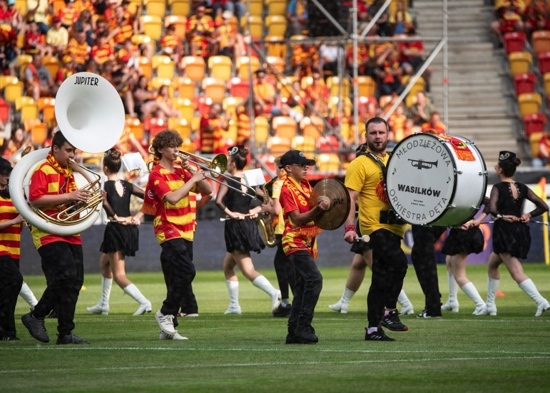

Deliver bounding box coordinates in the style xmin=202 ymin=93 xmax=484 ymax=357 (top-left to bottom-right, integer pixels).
xmin=0 ymin=0 xmax=444 ymax=174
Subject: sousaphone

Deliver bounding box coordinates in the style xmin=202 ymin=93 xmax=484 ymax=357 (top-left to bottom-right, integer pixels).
xmin=309 ymin=179 xmax=351 ymax=230
xmin=9 ymin=72 xmax=125 ymax=236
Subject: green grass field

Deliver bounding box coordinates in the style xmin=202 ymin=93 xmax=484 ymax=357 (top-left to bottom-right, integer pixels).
xmin=3 ymin=264 xmax=550 ymax=392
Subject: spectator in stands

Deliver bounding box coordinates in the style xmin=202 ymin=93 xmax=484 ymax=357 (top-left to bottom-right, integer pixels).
xmin=109 ymin=4 xmax=135 ymax=50
xmin=90 ymin=31 xmax=114 ymax=70
xmin=3 ymin=126 xmax=31 ymax=162
xmin=407 ymin=91 xmax=435 ymax=126
xmin=374 ymin=47 xmax=403 ymax=96
xmin=523 ymin=0 xmax=548 ymax=39
xmin=319 ymin=42 xmax=344 ymax=78
xmin=532 ymin=129 xmax=550 ymax=167
xmin=73 ymin=9 xmax=95 ymax=47
xmin=421 ymin=112 xmax=446 ymax=135
xmin=399 ymin=26 xmax=432 ymax=91
xmin=253 ymin=68 xmax=277 ymax=116
xmin=46 ymin=16 xmax=69 ymax=57
xmin=346 ymin=41 xmax=373 ymax=77
xmin=402 ymin=117 xmax=418 ymax=140
xmin=291 ymin=41 xmax=320 ymax=79
xmin=303 ymin=70 xmax=329 ymax=118
xmin=0 ymin=0 xmax=22 ymax=28
xmin=24 ymin=53 xmax=57 ymax=101
xmin=54 ymin=57 xmax=77 ymax=87
xmin=63 ymin=22 xmax=89 ymax=72
xmin=131 ymin=75 xmax=157 ymax=121
xmin=490 ymin=4 xmax=524 ymax=47
xmin=110 ymin=66 xmax=137 ymax=116
xmin=154 ymin=84 xmax=180 ymax=119
xmin=199 ymin=102 xmax=230 ymax=154
xmin=388 ymin=103 xmax=407 ymax=142
xmin=213 ymin=10 xmax=239 ymax=59
xmin=160 ymin=23 xmax=184 ymax=65
xmin=286 ymin=0 xmax=308 ymax=37
xmin=235 ymin=97 xmax=264 ymax=145
xmin=367 ymin=0 xmax=392 ymax=37
xmin=389 ymin=0 xmax=414 ymax=36
xmin=186 ymin=3 xmax=215 ymax=58
xmin=26 ymin=0 xmax=50 ymax=34
xmin=24 ymin=19 xmax=51 ymax=56
xmin=58 ymin=0 xmax=78 ymax=30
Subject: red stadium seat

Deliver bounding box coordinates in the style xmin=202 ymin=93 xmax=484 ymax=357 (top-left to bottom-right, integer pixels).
xmin=504 ymin=31 xmax=526 ymax=55
xmin=523 ymin=113 xmax=547 ymax=137
xmin=514 ymin=73 xmax=537 ymax=96
xmin=228 ymin=77 xmax=251 ymax=99
xmin=538 ymin=52 xmax=550 ymax=74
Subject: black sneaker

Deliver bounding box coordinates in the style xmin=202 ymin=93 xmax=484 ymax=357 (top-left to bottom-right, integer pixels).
xmin=285 ymin=333 xmax=298 ymax=344
xmin=417 ymin=309 xmax=442 ymax=319
xmin=1 ymin=335 xmax=20 ymax=341
xmin=380 ymin=310 xmax=409 ymax=331
xmin=21 ymin=313 xmax=50 ymax=343
xmin=272 ymin=304 xmax=291 ymax=318
xmin=294 ymin=326 xmax=318 ymax=344
xmin=365 ymin=327 xmax=395 ymax=341
xmin=56 ymin=333 xmax=90 ymax=345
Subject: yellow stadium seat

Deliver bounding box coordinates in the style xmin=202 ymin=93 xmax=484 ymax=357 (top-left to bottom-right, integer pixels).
xmin=168 ymin=117 xmax=191 ymax=140
xmin=265 ymin=56 xmax=285 ymax=75
xmin=140 ymin=15 xmax=163 ymax=40
xmin=508 ymin=51 xmax=532 ymax=76
xmin=145 ymin=0 xmax=166 ymax=17
xmin=25 ymin=119 xmax=47 ymax=144
xmin=291 ymin=135 xmax=316 ymax=155
xmin=356 ymin=75 xmax=376 ymax=97
xmin=0 ymin=75 xmax=19 ymax=91
xmin=182 ymin=56 xmax=206 ymax=82
xmin=173 ymin=76 xmax=196 ymax=99
xmin=518 ymin=93 xmax=542 ymax=117
xmin=254 ymin=116 xmax=270 ymax=146
xmin=152 ymin=55 xmax=175 ymax=79
xmin=137 ymin=57 xmax=153 ymax=79
xmin=3 ymin=81 xmax=24 ymax=104
xmin=326 ymin=76 xmax=350 ymax=98
xmin=236 ymin=56 xmax=260 ymax=79
xmin=265 ymin=15 xmax=287 ymax=37
xmin=15 ymin=96 xmax=38 ymax=122
xmin=174 ymin=98 xmax=195 ymax=123
xmin=38 ymin=97 xmax=56 ymax=127
xmin=272 ymin=116 xmax=297 ymax=140
xmin=264 ymin=35 xmax=286 ymax=58
xmin=14 ymin=0 xmax=27 ymax=14
xmin=208 ymin=55 xmax=233 ymax=81
xmin=125 ymin=117 xmax=144 ymax=141
xmin=240 ymin=15 xmax=263 ymax=39
xmin=132 ymin=34 xmax=153 ymax=46
xmin=266 ymin=0 xmax=287 ymax=15
xmin=328 ymin=96 xmax=352 ymax=117
xmin=316 ymin=153 xmax=341 ymax=172
xmin=267 ymin=136 xmax=292 ymax=155
xmin=164 ymin=15 xmax=187 ymax=39
xmin=42 ymin=55 xmax=60 ymax=79
xmin=170 ymin=0 xmax=191 ymax=16
xmin=248 ymin=0 xmax=263 ymax=16
xmin=530 ymin=131 xmax=543 ymax=158
xmin=222 ymin=96 xmax=243 ymax=120
xmin=202 ymin=77 xmax=226 ymax=102
xmin=300 ymin=116 xmax=325 ymax=139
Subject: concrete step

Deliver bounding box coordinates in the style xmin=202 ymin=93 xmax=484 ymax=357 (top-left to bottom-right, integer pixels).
xmin=447 ymin=118 xmax=517 ymax=128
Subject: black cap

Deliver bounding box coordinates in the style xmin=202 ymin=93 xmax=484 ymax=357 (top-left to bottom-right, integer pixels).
xmin=280 ymin=150 xmax=315 ymax=167
xmin=499 ymin=151 xmax=516 ymax=162
xmin=0 ymin=158 xmax=13 ymax=175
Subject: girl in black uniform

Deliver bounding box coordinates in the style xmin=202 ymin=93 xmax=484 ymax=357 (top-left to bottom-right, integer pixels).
xmin=87 ymin=149 xmax=152 ymax=316
xmin=216 ymin=145 xmax=280 ymax=315
xmin=484 ymin=151 xmax=549 ymax=316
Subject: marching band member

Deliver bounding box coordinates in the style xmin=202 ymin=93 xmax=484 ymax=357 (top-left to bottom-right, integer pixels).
xmin=87 ymin=148 xmax=151 ymax=316
xmin=216 ymin=145 xmax=281 ymax=315
xmin=279 ymin=150 xmax=329 ymax=344
xmin=142 ymin=130 xmax=212 ymax=340
xmin=21 ymin=132 xmax=90 ymax=344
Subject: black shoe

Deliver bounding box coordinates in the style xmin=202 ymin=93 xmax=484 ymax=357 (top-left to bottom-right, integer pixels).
xmin=21 ymin=313 xmax=50 ymax=343
xmin=294 ymin=326 xmax=318 ymax=344
xmin=285 ymin=333 xmax=298 ymax=344
xmin=56 ymin=333 xmax=90 ymax=345
xmin=417 ymin=309 xmax=442 ymax=319
xmin=1 ymin=335 xmax=20 ymax=341
xmin=365 ymin=327 xmax=395 ymax=341
xmin=272 ymin=303 xmax=291 ymax=317
xmin=380 ymin=310 xmax=409 ymax=331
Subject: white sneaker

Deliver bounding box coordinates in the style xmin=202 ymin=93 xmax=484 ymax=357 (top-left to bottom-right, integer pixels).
xmin=400 ymin=302 xmax=415 ymax=315
xmin=159 ymin=330 xmax=188 ymax=340
xmin=271 ymin=290 xmax=281 ymax=311
xmin=133 ymin=300 xmax=152 ymax=316
xmin=155 ymin=310 xmax=176 ymax=335
xmin=328 ymin=300 xmax=349 ymax=314
xmin=483 ymin=303 xmax=497 ymax=316
xmin=178 ymin=312 xmax=199 ymax=317
xmin=86 ymin=303 xmax=109 ymax=315
xmin=473 ymin=304 xmax=487 ymax=316
xmin=535 ymin=300 xmax=550 ymax=317
xmin=224 ymin=305 xmax=242 ymax=315
xmin=441 ymin=300 xmax=459 ymax=312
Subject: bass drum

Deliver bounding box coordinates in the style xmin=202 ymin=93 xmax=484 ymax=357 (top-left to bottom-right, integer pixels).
xmin=385 ymin=133 xmax=487 ymax=226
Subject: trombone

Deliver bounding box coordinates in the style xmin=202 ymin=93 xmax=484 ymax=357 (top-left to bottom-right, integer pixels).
xmin=147 ymin=147 xmax=262 ymax=201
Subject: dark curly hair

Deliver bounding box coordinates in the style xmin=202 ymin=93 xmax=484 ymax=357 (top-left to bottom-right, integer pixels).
xmin=151 ymin=130 xmax=183 ymax=158
xmin=498 ymin=156 xmax=521 ymax=177
xmin=228 ymin=145 xmax=249 ymax=170
xmin=104 ymin=148 xmax=122 ymax=173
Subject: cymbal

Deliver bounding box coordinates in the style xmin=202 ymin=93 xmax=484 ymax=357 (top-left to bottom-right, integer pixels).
xmin=309 ymin=179 xmax=351 ymax=230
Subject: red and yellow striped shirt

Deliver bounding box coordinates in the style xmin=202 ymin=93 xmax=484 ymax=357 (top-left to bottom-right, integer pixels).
xmin=144 ymin=164 xmax=196 ymax=244
xmin=64 ymin=37 xmax=89 ymax=65
xmin=0 ymin=196 xmax=22 ymax=260
xmin=28 ymin=161 xmax=82 ymax=249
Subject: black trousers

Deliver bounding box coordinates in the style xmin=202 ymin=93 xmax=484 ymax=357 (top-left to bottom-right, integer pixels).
xmin=34 ymin=242 xmax=84 ymax=336
xmin=0 ymin=256 xmax=23 ymax=337
xmin=367 ymin=230 xmax=408 ymax=328
xmin=274 ymin=235 xmax=295 ymax=300
xmin=411 ymin=225 xmax=446 ymax=315
xmin=287 ymin=250 xmax=322 ymax=330
xmin=179 ymin=241 xmax=198 ymax=314
xmin=160 ymin=239 xmax=196 ymax=322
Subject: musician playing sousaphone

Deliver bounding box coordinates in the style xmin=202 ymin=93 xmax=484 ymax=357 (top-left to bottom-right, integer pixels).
xmin=278 ymin=150 xmax=330 ymax=345
xmin=21 ymin=131 xmax=90 ymax=345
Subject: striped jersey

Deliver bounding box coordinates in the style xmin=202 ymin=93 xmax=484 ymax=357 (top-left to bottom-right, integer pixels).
xmin=0 ymin=196 xmax=22 ymax=260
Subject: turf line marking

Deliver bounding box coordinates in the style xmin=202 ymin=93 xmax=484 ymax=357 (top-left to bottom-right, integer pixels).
xmin=2 ymin=355 xmax=550 ymax=374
